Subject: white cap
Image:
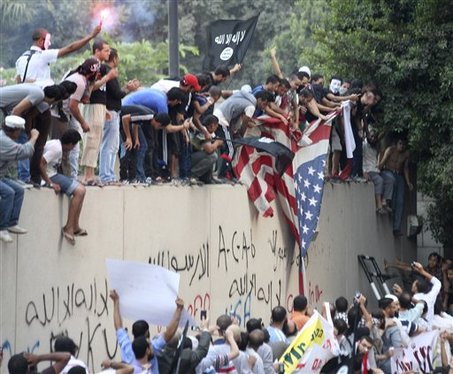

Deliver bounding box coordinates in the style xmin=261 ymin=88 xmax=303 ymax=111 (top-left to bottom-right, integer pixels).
xmin=298 ymin=65 xmax=311 ymax=78
xmin=4 ymin=115 xmax=25 ymax=129
xmin=385 ymin=294 xmax=398 ymax=303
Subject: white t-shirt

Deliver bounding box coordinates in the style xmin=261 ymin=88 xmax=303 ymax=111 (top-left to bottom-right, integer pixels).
xmin=15 ymin=46 xmax=59 ymax=88
xmin=150 ymin=79 xmax=179 ymax=93
xmin=61 ymin=73 xmax=88 ymax=116
xmin=362 ymin=139 xmax=380 ymax=173
xmin=246 ymin=348 xmax=265 ymax=374
xmin=43 ymin=139 xmax=62 ymax=177
xmin=61 ymin=356 xmax=89 ymax=374
xmin=414 ymin=276 xmax=442 ymax=325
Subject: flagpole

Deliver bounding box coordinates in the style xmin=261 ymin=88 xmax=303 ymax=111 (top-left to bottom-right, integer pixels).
xmin=300 ymin=255 xmax=307 ymax=296
xmin=168 ymin=0 xmax=179 ymax=77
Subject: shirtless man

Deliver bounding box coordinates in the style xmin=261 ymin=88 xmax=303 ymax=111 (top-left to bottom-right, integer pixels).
xmin=379 ymin=138 xmax=413 ymax=236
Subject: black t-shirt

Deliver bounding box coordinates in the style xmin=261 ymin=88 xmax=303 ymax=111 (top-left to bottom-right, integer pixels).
xmin=120 ymin=105 xmax=155 ymax=138
xmin=106 ymin=65 xmax=127 ymax=111
xmin=312 ymin=83 xmax=327 ymax=104
xmin=89 ymin=63 xmax=108 ymax=105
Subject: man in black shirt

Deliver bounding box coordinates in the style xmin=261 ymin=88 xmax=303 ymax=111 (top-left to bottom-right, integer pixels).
xmin=100 ymin=48 xmax=139 ymax=184
xmin=80 ymin=39 xmax=117 ymax=185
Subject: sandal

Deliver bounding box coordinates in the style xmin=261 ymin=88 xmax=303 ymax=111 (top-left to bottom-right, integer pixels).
xmin=74 ymin=228 xmax=88 ymax=236
xmin=84 ymin=180 xmax=104 ymax=187
xmin=62 ymin=229 xmax=76 ymax=245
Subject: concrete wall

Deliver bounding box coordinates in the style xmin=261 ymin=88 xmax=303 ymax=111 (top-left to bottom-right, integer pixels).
xmin=416 ymin=192 xmax=443 ymax=260
xmin=0 ymin=182 xmax=415 ymax=372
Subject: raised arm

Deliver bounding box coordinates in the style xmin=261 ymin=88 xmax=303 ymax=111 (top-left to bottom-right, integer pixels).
xmin=58 ymin=24 xmax=102 ymax=58
xmin=270 ymin=48 xmax=284 ymax=79
xmin=163 ymin=297 xmax=184 ymax=343
xmin=224 ymin=326 xmax=240 ymax=361
xmin=109 ymin=290 xmax=124 ymax=330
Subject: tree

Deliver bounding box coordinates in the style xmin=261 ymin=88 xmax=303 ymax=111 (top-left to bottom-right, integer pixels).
xmin=272 ymin=0 xmax=453 ymax=249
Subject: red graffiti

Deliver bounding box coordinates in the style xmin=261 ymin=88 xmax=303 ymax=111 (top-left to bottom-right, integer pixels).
xmin=308 ymin=282 xmax=323 ymax=305
xmin=187 ymin=293 xmax=211 ymax=318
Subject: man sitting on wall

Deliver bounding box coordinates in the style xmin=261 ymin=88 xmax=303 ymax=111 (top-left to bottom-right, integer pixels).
xmin=0 ymin=116 xmax=39 ymax=244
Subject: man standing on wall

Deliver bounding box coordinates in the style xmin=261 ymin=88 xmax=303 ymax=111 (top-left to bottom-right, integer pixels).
xmin=80 ymin=39 xmax=118 ymax=185
xmin=15 ymin=24 xmax=102 ymax=185
xmin=379 ymin=137 xmax=413 ymax=236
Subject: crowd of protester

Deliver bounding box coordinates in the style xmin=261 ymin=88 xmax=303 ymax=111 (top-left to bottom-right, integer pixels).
xmin=3 ymin=253 xmax=453 ymax=374
xmin=0 ymin=25 xmax=413 ymax=244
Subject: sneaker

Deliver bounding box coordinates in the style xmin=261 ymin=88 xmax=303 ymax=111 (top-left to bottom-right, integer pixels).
xmin=8 ymin=225 xmax=28 ymax=234
xmin=153 ymin=177 xmax=164 ymax=185
xmin=352 ymin=176 xmax=367 ymax=183
xmin=0 ymin=230 xmax=13 ymax=243
xmin=376 ymin=208 xmax=387 ymax=215
xmin=393 ymin=230 xmax=403 ymax=237
xmin=19 ymin=180 xmax=35 ymax=189
xmin=170 ymin=178 xmax=182 ymax=186
xmin=189 ymin=177 xmax=203 ymax=186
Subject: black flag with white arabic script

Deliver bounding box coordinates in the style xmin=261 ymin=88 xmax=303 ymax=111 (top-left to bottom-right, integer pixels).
xmin=203 ymin=14 xmax=259 ymax=70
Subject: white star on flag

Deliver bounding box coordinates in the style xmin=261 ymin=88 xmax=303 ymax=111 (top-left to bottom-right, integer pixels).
xmin=295 ymin=112 xmax=338 ymax=257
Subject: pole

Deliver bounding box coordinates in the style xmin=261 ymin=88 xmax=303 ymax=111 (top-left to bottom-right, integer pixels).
xmin=168 ymin=0 xmax=179 ymax=78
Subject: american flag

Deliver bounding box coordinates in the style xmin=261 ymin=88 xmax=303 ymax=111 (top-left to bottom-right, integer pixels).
xmin=232 ymin=117 xmax=301 ymax=239
xmin=233 ymin=113 xmax=339 ymax=252
xmin=294 ymin=114 xmax=338 ymax=257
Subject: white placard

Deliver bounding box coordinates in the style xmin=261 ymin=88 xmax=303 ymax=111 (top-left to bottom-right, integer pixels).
xmin=106 ymin=259 xmax=195 ymax=327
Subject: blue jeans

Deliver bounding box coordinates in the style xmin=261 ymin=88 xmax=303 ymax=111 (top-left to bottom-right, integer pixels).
xmin=179 ymin=141 xmax=192 ymax=178
xmin=0 ymin=178 xmax=24 ymax=230
xmin=99 ymin=110 xmax=120 ymax=182
xmin=392 ymin=174 xmax=405 ymax=232
xmin=382 ymin=170 xmax=405 ymax=231
xmin=17 ymin=130 xmax=30 ymax=182
xmin=135 ymin=126 xmax=148 ymax=182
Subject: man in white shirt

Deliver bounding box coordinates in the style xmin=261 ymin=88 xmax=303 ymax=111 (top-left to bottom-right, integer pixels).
xmin=15 ymin=24 xmax=101 ymax=185
xmin=15 ymin=25 xmax=101 ymax=86
xmin=411 ymin=261 xmax=442 ymax=326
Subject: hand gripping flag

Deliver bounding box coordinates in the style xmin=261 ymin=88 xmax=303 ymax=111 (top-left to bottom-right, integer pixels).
xmin=232 ymin=116 xmax=301 ymax=240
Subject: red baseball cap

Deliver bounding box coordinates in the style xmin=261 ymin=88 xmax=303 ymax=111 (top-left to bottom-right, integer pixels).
xmin=182 ymin=73 xmax=201 ymax=91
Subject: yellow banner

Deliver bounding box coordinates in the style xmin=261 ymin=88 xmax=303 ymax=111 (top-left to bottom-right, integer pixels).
xmin=278 ymin=315 xmax=325 ymax=374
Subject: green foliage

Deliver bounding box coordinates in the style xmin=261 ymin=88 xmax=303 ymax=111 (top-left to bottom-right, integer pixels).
xmin=273 ymin=0 xmax=453 ymax=247
xmin=164 ymin=0 xmax=297 ymax=86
